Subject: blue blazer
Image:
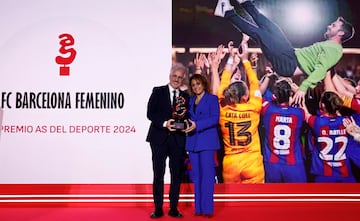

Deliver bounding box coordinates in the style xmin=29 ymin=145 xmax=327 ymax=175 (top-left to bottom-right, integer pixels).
xmin=185 ymin=92 xmax=220 ymax=152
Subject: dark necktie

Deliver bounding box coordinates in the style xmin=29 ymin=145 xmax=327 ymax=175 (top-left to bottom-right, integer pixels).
xmin=172 ymin=90 xmax=177 ymax=107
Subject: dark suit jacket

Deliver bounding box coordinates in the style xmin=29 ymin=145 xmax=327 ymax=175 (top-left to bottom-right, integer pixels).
xmin=146 ymin=85 xmax=189 ymax=146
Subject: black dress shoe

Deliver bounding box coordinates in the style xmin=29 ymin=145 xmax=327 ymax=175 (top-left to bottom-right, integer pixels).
xmin=168 ymin=209 xmax=183 ymax=218
xmin=203 ymin=214 xmax=214 ymax=218
xmin=150 ymin=209 xmax=164 ymax=219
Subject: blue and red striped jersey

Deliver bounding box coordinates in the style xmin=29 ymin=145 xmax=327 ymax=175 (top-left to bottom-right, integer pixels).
xmin=261 ymin=101 xmax=305 ymax=165
xmin=308 ymin=115 xmax=353 ymax=177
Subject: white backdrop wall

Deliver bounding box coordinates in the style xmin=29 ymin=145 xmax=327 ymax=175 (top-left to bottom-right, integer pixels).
xmin=0 ymin=0 xmax=171 ymax=183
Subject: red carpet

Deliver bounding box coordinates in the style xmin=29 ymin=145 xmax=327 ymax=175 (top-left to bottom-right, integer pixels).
xmin=0 ymin=202 xmax=359 ymax=221
xmin=1 ymin=184 xmax=359 ymax=220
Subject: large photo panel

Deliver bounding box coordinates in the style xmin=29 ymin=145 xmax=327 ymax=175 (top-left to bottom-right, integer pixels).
xmin=173 ymin=0 xmax=360 ymax=184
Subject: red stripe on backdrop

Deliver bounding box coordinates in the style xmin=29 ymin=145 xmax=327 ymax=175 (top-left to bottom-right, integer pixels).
xmin=1 ymin=183 xmax=360 ymax=194
xmin=1 ymin=183 xmax=360 ymax=208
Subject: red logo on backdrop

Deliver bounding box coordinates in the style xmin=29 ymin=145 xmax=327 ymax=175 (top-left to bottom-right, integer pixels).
xmin=55 ymin=33 xmax=77 ymax=76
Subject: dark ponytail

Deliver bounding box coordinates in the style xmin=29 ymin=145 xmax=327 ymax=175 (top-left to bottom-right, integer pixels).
xmin=320 ymin=91 xmax=343 ymax=114
xmin=273 ymin=80 xmax=292 ymax=104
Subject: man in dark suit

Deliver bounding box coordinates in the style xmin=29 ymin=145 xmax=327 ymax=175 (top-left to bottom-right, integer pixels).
xmin=146 ymin=62 xmax=189 ymax=218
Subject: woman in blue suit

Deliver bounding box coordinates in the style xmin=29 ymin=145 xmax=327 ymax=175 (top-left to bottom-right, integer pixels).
xmin=184 ymin=74 xmax=220 ymax=217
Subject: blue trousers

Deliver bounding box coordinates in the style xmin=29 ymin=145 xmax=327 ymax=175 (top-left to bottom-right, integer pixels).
xmin=264 ymin=161 xmax=307 ymax=183
xmin=225 ymin=1 xmax=298 ymax=77
xmin=314 ymin=175 xmax=356 ymax=183
xmin=189 ymin=150 xmax=216 ymax=215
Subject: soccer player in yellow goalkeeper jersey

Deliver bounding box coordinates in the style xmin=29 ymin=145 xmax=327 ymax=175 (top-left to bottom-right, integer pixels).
xmin=211 ymin=36 xmax=264 ymax=183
